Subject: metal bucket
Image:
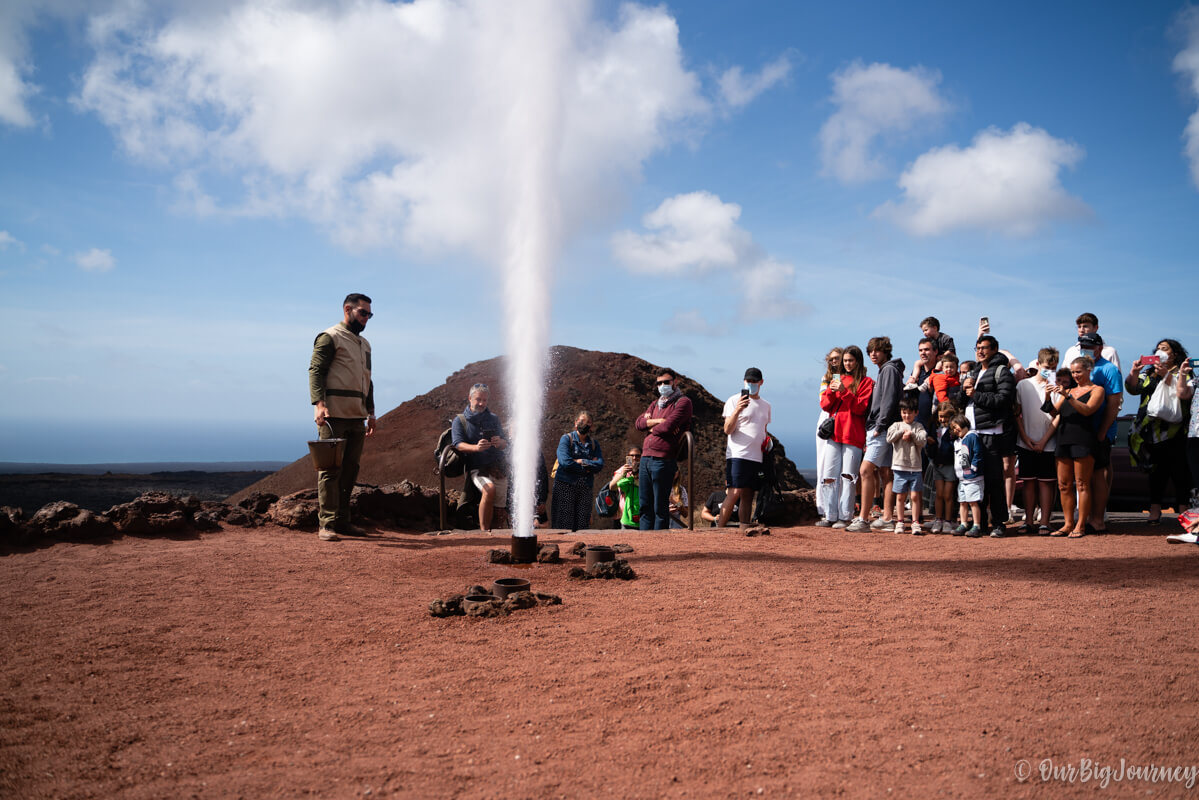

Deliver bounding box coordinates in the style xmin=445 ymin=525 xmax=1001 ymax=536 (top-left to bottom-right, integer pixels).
xmin=307 ymin=424 xmax=346 ymax=471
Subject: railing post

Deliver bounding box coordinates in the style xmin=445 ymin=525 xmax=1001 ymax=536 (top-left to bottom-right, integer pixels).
xmin=684 ymin=430 xmax=695 ymax=530
xmin=437 ymin=447 xmax=450 ymax=531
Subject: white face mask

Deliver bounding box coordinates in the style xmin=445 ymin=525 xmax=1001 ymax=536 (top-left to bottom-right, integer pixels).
xmin=658 ymin=383 xmax=674 ymax=397
xmin=1155 ymin=349 xmax=1169 ymax=362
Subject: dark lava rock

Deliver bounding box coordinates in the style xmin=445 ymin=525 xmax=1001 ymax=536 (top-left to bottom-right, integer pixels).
xmin=486 ymin=549 xmax=512 ymax=564
xmin=351 ymin=481 xmax=441 ymax=530
xmin=536 ymin=544 xmax=560 ymax=563
xmin=533 ymin=591 xmax=563 ymax=606
xmin=105 ymin=493 xmax=197 ymax=535
xmin=270 ymin=490 xmax=319 ymax=529
xmin=237 ymin=492 xmax=278 ymax=515
xmin=744 ymin=525 xmax=771 ymax=537
xmin=465 ymin=597 xmax=507 ymax=618
xmin=221 ymin=507 xmax=262 ymax=528
xmin=466 ymin=585 xmax=488 ymax=596
xmin=568 ymin=542 xmax=587 ymax=557
xmin=429 ymin=594 xmax=465 ymax=618
xmin=570 ymin=557 xmax=637 ymax=580
xmin=29 ymin=501 xmax=115 ymax=541
xmin=0 ymin=506 xmax=29 ymax=545
xmin=612 ymin=543 xmax=634 ymax=553
xmin=502 ymin=590 xmax=538 ymax=612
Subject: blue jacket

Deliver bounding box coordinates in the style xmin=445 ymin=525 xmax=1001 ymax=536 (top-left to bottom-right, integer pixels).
xmin=554 ymin=431 xmax=604 ymax=485
xmin=926 ymin=425 xmax=956 ymax=466
xmin=953 ymin=431 xmax=984 ymax=481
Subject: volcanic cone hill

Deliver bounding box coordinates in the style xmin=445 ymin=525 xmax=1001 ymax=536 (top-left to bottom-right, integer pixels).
xmin=230 ymin=346 xmax=808 ymax=505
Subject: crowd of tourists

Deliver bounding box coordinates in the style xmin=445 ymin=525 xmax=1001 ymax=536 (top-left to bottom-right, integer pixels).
xmin=815 ymin=315 xmax=1197 ymax=541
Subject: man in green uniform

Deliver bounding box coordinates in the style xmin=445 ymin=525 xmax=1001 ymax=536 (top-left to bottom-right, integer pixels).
xmin=309 ymin=293 xmax=376 ymax=541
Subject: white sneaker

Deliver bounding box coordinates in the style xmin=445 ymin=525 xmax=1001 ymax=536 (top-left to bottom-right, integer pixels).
xmin=1166 ymin=531 xmax=1198 ymax=544
xmin=870 ymin=517 xmax=892 ymax=530
xmin=318 ymin=529 xmax=341 ymax=541
xmin=912 ymin=522 xmax=924 ymax=535
xmin=894 ymin=521 xmax=905 ymax=534
xmin=831 ymin=520 xmax=848 ymax=529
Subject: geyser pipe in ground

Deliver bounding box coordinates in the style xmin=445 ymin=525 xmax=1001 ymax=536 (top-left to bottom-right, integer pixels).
xmin=500 ymin=0 xmax=567 ymax=538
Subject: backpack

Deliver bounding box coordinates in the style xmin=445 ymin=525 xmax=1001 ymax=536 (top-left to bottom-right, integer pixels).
xmin=752 ymin=443 xmax=786 ymax=525
xmin=434 ymin=414 xmax=468 ymax=478
xmin=594 ymin=485 xmax=619 ymax=518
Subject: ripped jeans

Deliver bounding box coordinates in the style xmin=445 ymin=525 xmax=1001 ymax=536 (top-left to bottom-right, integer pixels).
xmin=818 ymin=441 xmax=863 ymax=522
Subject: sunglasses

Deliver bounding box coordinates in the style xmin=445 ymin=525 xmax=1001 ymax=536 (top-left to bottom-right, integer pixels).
xmin=656 ymin=379 xmax=673 ymax=386
xmin=355 ymin=308 xmax=374 ymax=318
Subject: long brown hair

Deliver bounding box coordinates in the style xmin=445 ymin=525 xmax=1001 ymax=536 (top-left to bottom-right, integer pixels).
xmin=842 ymin=345 xmax=867 ymax=383
xmin=821 ymin=347 xmax=845 ymax=385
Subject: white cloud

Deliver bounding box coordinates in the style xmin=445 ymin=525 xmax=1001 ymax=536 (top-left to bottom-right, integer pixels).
xmin=666 ymin=309 xmax=728 ymax=337
xmin=70 ymin=0 xmax=715 ymax=257
xmin=819 ymin=62 xmax=949 ymax=183
xmin=613 ymin=190 xmax=804 ymax=319
xmin=1174 ymin=7 xmax=1199 ymax=189
xmin=40 ymin=243 xmax=60 ymax=256
xmin=74 ymin=247 xmax=115 ymax=272
xmin=718 ymin=55 xmax=791 ymax=109
xmin=875 ymin=123 xmax=1089 ymax=237
xmin=0 ymin=230 xmax=22 ymax=250
xmin=612 ymin=191 xmax=748 ymax=274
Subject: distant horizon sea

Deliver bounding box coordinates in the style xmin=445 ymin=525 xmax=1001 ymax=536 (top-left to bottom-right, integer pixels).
xmin=0 ymin=419 xmax=818 ymax=475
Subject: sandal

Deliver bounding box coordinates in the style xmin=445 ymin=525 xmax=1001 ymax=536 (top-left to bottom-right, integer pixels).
xmin=1016 ymin=524 xmax=1034 ymax=535
xmin=1050 ymin=528 xmax=1071 ymax=537
xmin=1068 ymin=529 xmax=1087 ymax=538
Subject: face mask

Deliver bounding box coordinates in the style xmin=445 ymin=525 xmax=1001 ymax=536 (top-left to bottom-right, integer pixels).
xmin=1078 ymin=349 xmax=1092 ymax=360
xmin=658 ymin=383 xmax=673 ymax=397
xmin=744 ymin=382 xmax=760 ymax=396
xmin=1155 ymin=349 xmax=1169 ymax=362
xmin=576 ymin=424 xmax=590 ymax=436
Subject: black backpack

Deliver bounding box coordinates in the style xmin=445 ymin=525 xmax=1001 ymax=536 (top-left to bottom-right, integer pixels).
xmin=434 ymin=414 xmax=468 ymax=478
xmin=594 ymin=485 xmax=619 ymax=518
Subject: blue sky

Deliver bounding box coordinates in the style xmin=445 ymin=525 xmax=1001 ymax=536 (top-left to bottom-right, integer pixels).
xmin=2 ymin=0 xmax=1198 ymax=469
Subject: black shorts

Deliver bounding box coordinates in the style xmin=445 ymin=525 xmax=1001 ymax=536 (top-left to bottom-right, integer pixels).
xmin=995 ymin=427 xmax=1018 ymax=457
xmin=1055 ymin=443 xmax=1095 ymax=461
xmin=1093 ymin=439 xmax=1112 ymax=469
xmin=1016 ymin=447 xmax=1056 ymax=481
xmin=725 ymin=458 xmax=763 ymax=490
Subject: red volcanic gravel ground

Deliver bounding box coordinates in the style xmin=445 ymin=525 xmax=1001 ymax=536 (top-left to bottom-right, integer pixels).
xmin=3 ymin=522 xmax=1199 ymax=799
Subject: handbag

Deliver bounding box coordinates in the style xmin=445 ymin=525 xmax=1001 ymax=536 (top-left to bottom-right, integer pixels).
xmin=817 ymin=415 xmax=835 ymax=440
xmin=1146 ymin=374 xmax=1183 ymax=424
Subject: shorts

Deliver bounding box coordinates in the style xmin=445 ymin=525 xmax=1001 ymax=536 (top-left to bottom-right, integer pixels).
xmin=957 ymin=479 xmax=983 ymax=503
xmin=932 ymin=462 xmax=957 ymax=482
xmin=863 ymin=430 xmax=893 ymax=468
xmin=470 ymin=469 xmax=509 ymax=508
xmin=1093 ymin=439 xmax=1112 ymax=469
xmin=892 ymin=469 xmax=923 ymax=494
xmin=1055 ymin=444 xmax=1094 ymax=461
xmin=1016 ymin=447 xmax=1056 ymax=481
xmin=725 ymin=458 xmax=763 ymax=490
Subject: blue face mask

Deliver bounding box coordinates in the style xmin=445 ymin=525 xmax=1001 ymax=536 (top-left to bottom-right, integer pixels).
xmin=744 ymin=382 xmax=760 ymax=396
xmin=658 ymin=383 xmax=674 ymax=397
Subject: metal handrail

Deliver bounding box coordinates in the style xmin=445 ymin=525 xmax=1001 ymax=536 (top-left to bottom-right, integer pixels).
xmin=437 ymin=445 xmax=454 ymax=531
xmin=682 ymin=430 xmax=695 ymax=531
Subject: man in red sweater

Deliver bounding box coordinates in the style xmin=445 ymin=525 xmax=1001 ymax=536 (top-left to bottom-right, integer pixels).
xmin=635 ymin=368 xmax=694 ymax=530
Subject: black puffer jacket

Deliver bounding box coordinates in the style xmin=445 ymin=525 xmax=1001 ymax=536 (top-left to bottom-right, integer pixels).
xmin=865 ymin=358 xmax=905 ymax=435
xmin=972 ymin=352 xmax=1015 ymax=430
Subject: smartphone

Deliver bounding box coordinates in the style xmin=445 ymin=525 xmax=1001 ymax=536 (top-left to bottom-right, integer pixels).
xmin=625 ymin=456 xmax=634 ymax=468
xmin=740 ymin=388 xmax=750 ymax=398
xmin=1188 ymin=358 xmax=1199 ymax=369
xmin=979 ymin=316 xmax=989 ymax=330
xmin=1040 ymin=368 xmax=1055 ymax=385
xmin=1141 ymin=355 xmax=1160 ymax=366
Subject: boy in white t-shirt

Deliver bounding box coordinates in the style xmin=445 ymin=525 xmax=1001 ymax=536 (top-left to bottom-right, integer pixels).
xmin=718 ymin=367 xmax=772 ymax=527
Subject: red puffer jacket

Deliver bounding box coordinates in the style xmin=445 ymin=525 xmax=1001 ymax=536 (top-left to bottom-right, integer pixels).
xmin=820 ymin=374 xmax=874 ymax=449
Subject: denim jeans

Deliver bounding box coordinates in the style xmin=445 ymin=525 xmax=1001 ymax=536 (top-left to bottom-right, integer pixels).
xmin=818 ymin=441 xmax=862 ymax=522
xmin=639 ymin=456 xmax=677 ymax=530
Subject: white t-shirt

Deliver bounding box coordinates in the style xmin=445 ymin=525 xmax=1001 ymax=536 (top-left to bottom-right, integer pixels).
xmin=723 ymin=394 xmax=772 ymax=462
xmin=1015 ymin=377 xmax=1056 ymax=450
xmin=1063 ymin=343 xmax=1121 ymax=372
